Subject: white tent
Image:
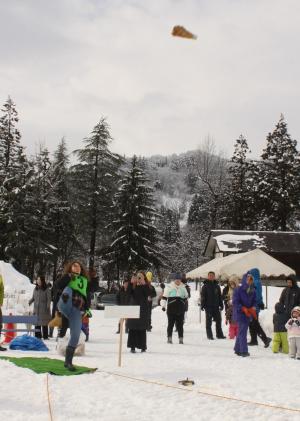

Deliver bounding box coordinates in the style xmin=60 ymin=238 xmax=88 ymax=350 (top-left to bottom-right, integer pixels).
xmin=0 ymin=260 xmax=34 ymax=294
xmin=186 ymin=248 xmax=295 ymax=279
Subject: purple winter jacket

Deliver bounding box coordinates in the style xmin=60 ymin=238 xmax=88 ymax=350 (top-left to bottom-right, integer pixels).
xmin=233 ymin=274 xmax=257 ymax=324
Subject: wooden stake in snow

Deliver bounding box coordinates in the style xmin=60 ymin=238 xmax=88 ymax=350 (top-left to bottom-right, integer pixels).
xmin=105 ymin=306 xmax=140 ymax=367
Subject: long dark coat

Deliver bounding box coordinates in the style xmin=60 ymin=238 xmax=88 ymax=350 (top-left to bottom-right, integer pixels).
xmin=126 ymin=284 xmax=149 ymax=330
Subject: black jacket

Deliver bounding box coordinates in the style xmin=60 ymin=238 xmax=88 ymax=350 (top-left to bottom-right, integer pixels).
xmin=116 ymin=287 xmax=131 ymax=305
xmin=126 ymin=284 xmax=149 ymax=330
xmin=201 ymin=280 xmax=223 ymax=312
xmin=273 ymin=303 xmax=288 ymax=332
xmin=279 ymin=285 xmax=300 ymax=316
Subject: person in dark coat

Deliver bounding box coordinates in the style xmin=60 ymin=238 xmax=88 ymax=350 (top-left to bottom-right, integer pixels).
xmin=146 ymin=271 xmax=157 ymax=332
xmin=116 ymin=278 xmax=131 ymax=334
xmin=127 ymin=272 xmax=149 ymax=353
xmin=247 ymin=268 xmax=271 ymax=348
xmin=200 ymin=271 xmax=225 ymax=340
xmin=279 ymin=276 xmax=300 ymax=319
xmin=272 ymin=302 xmax=289 ymax=354
xmin=233 ymin=273 xmax=257 ymax=357
xmin=29 ymin=276 xmax=52 ymax=339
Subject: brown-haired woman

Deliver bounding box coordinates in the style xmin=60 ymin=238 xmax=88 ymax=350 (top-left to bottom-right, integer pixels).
xmin=56 ymin=260 xmax=90 ymax=370
xmin=127 ymin=271 xmax=149 ymax=353
xmin=29 ymin=275 xmax=52 ymax=340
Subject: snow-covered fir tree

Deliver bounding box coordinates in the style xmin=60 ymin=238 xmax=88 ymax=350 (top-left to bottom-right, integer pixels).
xmin=71 ymin=117 xmax=122 ymax=270
xmin=107 ymin=155 xmax=165 ymax=274
xmin=223 ymin=135 xmax=255 ymax=229
xmin=255 ymin=115 xmax=300 ymax=230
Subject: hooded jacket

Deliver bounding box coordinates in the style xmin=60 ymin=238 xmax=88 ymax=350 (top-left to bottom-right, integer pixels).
xmin=247 ymin=268 xmax=263 ymax=314
xmin=273 ymin=302 xmax=288 ymax=332
xmin=285 ymin=307 xmax=300 ymax=338
xmin=233 ymin=273 xmax=257 ymax=324
xmin=161 ymin=281 xmax=188 ymax=315
xmin=279 ymin=279 xmax=300 ymax=316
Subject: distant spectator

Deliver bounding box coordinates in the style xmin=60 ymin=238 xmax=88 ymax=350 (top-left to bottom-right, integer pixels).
xmin=200 ymin=271 xmax=225 ymax=340
xmin=29 ymin=276 xmax=52 ymax=340
xmin=285 ymin=306 xmax=300 ymax=359
xmin=272 ymin=302 xmax=289 ymax=354
xmin=223 ymin=275 xmax=239 ymax=339
xmin=0 ymin=272 xmax=6 ymax=351
xmin=279 ymin=276 xmax=300 ymax=319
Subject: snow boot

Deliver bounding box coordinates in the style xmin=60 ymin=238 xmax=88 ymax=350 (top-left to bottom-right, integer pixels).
xmin=247 ymin=341 xmax=258 ymax=346
xmin=167 ymin=337 xmax=173 ymax=344
xmin=0 ymin=345 xmax=7 ymax=351
xmin=179 ymin=337 xmax=184 ymax=344
xmin=263 ymin=337 xmax=272 ymax=348
xmin=130 ymin=348 xmax=136 ymax=353
xmin=240 ymin=352 xmax=250 ymax=357
xmin=64 ymin=346 xmax=76 ymax=371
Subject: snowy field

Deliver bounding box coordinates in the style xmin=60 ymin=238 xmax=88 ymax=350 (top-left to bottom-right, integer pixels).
xmin=0 ymin=286 xmax=299 ymax=421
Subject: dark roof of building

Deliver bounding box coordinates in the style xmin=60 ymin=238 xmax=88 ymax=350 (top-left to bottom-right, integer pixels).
xmin=204 ymin=230 xmax=300 ymax=257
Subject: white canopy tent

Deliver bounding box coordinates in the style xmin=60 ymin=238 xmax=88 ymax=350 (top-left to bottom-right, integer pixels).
xmin=186 ymin=248 xmax=295 ymax=279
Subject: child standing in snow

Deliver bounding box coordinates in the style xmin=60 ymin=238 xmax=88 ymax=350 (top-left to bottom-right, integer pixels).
xmin=272 ymin=302 xmax=289 ymax=354
xmin=223 ymin=275 xmax=239 ymax=339
xmin=285 ymin=306 xmax=300 ymax=359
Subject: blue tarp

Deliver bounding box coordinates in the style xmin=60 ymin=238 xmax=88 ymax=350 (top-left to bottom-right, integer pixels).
xmin=9 ymin=335 xmax=49 ymax=351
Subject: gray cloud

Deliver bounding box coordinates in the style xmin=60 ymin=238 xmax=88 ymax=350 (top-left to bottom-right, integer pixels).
xmin=0 ymin=0 xmax=299 ymax=158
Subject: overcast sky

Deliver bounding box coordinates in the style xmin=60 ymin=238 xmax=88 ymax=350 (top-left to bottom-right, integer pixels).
xmin=0 ymin=0 xmax=299 ymax=159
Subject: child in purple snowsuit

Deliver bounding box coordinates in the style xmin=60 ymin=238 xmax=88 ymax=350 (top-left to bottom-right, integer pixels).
xmin=233 ymin=273 xmax=257 ymax=357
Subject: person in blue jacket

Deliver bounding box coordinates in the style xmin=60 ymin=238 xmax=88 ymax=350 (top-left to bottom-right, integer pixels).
xmin=247 ymin=268 xmax=271 ymax=348
xmin=233 ymin=273 xmax=257 ymax=357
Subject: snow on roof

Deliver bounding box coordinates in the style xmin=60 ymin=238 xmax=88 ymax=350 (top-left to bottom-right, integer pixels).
xmin=215 ymin=234 xmax=266 ymax=252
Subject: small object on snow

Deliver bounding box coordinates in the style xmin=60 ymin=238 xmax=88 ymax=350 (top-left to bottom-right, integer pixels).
xmin=178 ymin=377 xmax=195 ymax=386
xmin=172 ymin=25 xmax=197 ymax=40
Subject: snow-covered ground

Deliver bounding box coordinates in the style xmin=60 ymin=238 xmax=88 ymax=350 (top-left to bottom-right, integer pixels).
xmin=0 ymin=286 xmax=299 ymax=421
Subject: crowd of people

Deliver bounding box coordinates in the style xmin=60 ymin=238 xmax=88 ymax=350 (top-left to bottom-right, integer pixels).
xmin=0 ymin=261 xmax=300 ymax=370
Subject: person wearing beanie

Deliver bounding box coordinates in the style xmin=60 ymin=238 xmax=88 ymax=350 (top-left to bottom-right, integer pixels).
xmin=200 ymin=271 xmax=225 ymax=340
xmin=285 ymin=306 xmax=300 ymax=359
xmin=272 ymin=302 xmax=289 ymax=354
xmin=161 ymin=273 xmax=188 ymax=344
xmin=279 ymin=276 xmax=300 ymax=320
xmin=0 ymin=273 xmax=6 ymax=351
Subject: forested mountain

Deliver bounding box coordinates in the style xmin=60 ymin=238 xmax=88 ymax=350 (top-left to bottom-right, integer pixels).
xmin=1 ymin=96 xmax=299 ymax=281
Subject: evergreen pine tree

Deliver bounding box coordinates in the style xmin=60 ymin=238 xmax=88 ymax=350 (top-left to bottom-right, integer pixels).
xmin=223 ymin=135 xmax=255 ymax=229
xmin=107 ymin=155 xmax=165 ymax=274
xmin=256 ymin=115 xmax=300 ymax=230
xmin=71 ymin=118 xmax=122 ymax=269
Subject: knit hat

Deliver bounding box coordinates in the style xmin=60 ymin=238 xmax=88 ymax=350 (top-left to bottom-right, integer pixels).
xmin=170 ymin=272 xmax=183 ymax=281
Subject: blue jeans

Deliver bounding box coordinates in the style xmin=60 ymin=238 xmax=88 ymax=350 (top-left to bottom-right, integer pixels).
xmin=58 ymin=287 xmax=82 ymax=348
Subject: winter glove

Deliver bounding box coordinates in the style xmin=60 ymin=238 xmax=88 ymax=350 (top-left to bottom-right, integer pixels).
xmin=241 ymin=306 xmax=251 ymax=317
xmin=295 ymin=320 xmax=300 ymax=326
xmin=84 ymin=309 xmax=93 ymax=318
xmin=259 ymin=302 xmax=265 ymax=310
xmin=248 ymin=307 xmax=257 ymax=320
xmin=219 ymin=306 xmax=224 ymax=311
xmin=288 ymin=319 xmax=294 ymax=326
xmin=162 ymin=307 xmax=166 ymax=312
xmin=201 ymin=306 xmax=205 ymax=311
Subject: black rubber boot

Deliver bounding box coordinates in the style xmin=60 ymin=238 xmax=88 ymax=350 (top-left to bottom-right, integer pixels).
xmin=64 ymin=346 xmax=76 ymax=371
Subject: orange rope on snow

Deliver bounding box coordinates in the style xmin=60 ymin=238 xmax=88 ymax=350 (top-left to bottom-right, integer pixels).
xmin=46 ymin=374 xmax=54 ymax=421
xmin=97 ymin=369 xmax=300 ymax=414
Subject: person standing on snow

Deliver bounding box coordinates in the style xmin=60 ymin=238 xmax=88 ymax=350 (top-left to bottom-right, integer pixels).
xmin=200 ymin=271 xmax=225 ymax=340
xmin=222 ymin=275 xmax=239 ymax=339
xmin=285 ymin=306 xmax=300 ymax=359
xmin=127 ymin=271 xmax=149 ymax=353
xmin=161 ymin=273 xmax=188 ymax=344
xmin=247 ymin=268 xmax=271 ymax=348
xmin=146 ymin=271 xmax=157 ymax=332
xmin=233 ymin=273 xmax=257 ymax=357
xmin=279 ymin=276 xmax=300 ymax=320
xmin=0 ymin=273 xmax=6 ymax=351
xmin=56 ymin=261 xmax=91 ymax=371
xmin=272 ymin=302 xmax=289 ymax=354
xmin=28 ymin=275 xmax=52 ymax=340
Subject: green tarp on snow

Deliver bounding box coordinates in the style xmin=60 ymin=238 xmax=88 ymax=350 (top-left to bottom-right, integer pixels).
xmin=0 ymin=356 xmax=97 ymax=376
